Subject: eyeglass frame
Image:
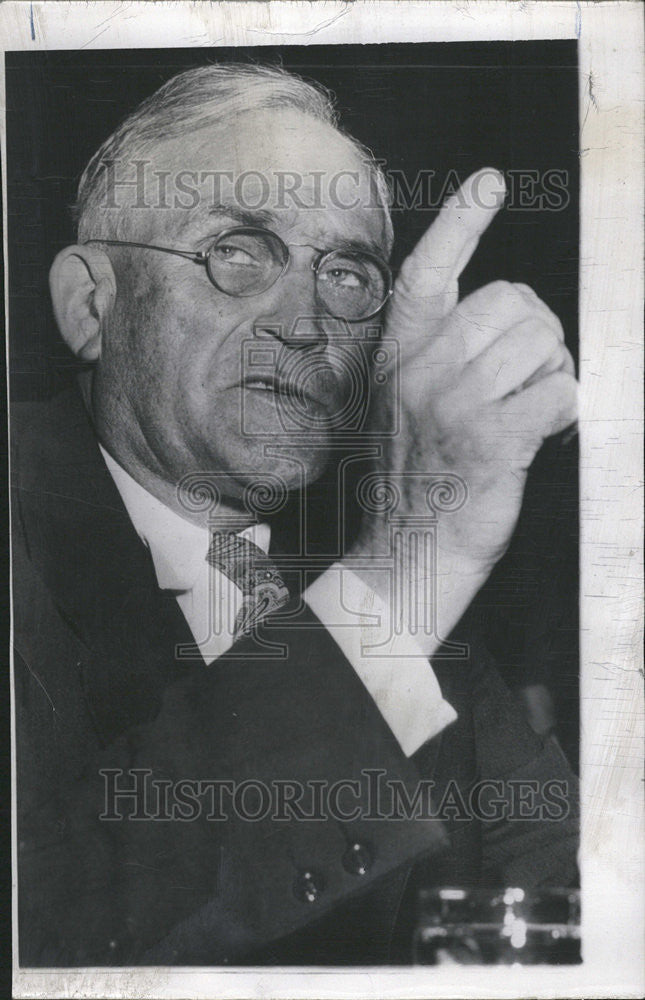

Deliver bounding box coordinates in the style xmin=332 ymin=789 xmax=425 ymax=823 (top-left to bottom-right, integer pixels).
xmin=84 ymin=226 xmax=394 ymax=322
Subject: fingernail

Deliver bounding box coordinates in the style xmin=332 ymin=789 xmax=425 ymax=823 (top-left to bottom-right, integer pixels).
xmin=476 ymin=168 xmax=506 ymax=208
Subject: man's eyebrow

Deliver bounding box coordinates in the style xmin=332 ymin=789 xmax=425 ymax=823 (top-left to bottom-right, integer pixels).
xmin=206 ymin=204 xmax=279 ymax=229
xmin=335 ymin=235 xmax=388 ymax=259
xmin=195 ymin=205 xmax=388 ymax=259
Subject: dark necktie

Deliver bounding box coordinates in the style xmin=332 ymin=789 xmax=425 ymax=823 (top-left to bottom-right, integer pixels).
xmin=206 ymin=531 xmax=291 ymax=638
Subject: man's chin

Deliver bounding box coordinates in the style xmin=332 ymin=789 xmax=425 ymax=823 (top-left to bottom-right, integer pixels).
xmin=184 ymin=430 xmax=331 ymax=512
xmin=231 ymin=433 xmax=331 ymax=492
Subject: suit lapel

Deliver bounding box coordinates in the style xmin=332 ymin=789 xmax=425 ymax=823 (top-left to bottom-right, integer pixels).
xmin=13 ymin=387 xmax=200 ymax=744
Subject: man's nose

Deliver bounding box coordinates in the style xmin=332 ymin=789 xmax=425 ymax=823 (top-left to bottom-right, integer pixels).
xmin=252 ymin=260 xmax=330 ymax=349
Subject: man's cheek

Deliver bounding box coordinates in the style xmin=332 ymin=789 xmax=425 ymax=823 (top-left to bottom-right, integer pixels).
xmin=329 ymin=346 xmax=370 ymax=408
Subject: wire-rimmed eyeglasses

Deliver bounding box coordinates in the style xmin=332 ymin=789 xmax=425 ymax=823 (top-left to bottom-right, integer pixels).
xmin=84 ymin=226 xmax=393 ymax=322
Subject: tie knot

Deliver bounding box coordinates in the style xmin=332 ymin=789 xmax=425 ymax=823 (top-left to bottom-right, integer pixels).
xmin=207 ymin=531 xmax=269 ymax=595
xmin=206 ymin=531 xmax=291 ymax=636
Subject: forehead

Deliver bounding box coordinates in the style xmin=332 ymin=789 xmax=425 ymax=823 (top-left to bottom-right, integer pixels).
xmin=146 ymin=108 xmax=388 ymax=249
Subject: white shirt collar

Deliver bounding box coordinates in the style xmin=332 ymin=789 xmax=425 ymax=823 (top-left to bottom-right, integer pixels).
xmin=100 ymin=445 xmax=270 ymax=592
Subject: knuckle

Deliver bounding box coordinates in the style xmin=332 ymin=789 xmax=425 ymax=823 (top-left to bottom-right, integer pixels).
xmin=463 ymin=280 xmax=517 ymax=317
xmin=537 ymin=324 xmax=562 ymax=356
xmin=552 ymin=371 xmax=578 ymax=409
xmin=522 ymin=289 xmax=563 ymax=333
xmin=563 ymin=374 xmax=579 ymax=406
xmin=512 ymin=283 xmax=559 ymax=323
xmin=521 ymin=303 xmax=563 ymax=342
xmin=489 ymin=279 xmax=517 ymax=300
xmin=539 ymin=300 xmax=564 ymax=333
xmin=505 ymin=281 xmax=528 ymax=302
xmin=547 ymin=316 xmax=565 ymax=344
xmin=510 ymin=320 xmax=558 ymax=359
xmin=513 ymin=282 xmax=538 ymax=298
xmin=488 ymin=281 xmax=535 ymax=314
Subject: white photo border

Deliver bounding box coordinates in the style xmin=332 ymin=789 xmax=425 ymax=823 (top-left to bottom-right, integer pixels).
xmin=1 ymin=2 xmax=643 ymax=998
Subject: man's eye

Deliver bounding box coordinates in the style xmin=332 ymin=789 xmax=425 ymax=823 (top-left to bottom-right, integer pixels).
xmin=211 ymin=244 xmax=257 ymax=266
xmin=318 ymin=266 xmax=366 ymax=289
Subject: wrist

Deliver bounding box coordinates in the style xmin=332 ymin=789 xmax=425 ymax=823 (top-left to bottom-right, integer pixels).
xmin=350 ymin=520 xmax=492 ymax=591
xmin=345 ymin=522 xmax=492 ymax=657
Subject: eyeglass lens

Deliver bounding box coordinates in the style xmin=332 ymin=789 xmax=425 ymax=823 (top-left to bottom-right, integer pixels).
xmin=205 ymin=228 xmax=388 ymax=320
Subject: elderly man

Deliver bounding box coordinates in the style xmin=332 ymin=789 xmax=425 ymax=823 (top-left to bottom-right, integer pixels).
xmin=12 ymin=63 xmax=578 ymax=966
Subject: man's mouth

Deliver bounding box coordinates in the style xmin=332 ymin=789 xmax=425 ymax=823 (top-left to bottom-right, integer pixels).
xmin=238 ymin=375 xmax=324 ymax=408
xmin=241 ymin=375 xmax=293 ymax=396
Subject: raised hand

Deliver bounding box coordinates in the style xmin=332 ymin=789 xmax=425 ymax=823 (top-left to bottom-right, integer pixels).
xmin=353 ymin=169 xmax=577 ymax=650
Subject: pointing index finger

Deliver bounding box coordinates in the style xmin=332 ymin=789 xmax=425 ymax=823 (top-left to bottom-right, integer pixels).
xmin=394 ymin=168 xmax=507 ymax=325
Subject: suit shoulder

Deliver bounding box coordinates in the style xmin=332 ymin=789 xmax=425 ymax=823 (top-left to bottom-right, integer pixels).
xmin=10 ymin=398 xmax=49 ymax=488
xmin=10 ymin=388 xmax=89 ymax=489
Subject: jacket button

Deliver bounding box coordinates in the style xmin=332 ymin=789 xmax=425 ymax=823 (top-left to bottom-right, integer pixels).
xmin=293 ymin=870 xmax=325 ymax=903
xmin=342 ymin=840 xmax=374 ymax=876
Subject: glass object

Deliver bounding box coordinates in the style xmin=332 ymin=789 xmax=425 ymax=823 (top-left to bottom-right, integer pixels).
xmin=413 ymin=886 xmax=581 ymax=965
xmin=84 ymin=228 xmax=393 ymax=322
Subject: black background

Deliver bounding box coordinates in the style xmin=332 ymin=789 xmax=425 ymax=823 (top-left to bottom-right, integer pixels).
xmin=5 ymin=41 xmax=579 ymax=763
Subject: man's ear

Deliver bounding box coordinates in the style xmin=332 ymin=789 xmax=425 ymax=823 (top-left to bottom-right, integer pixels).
xmin=49 ymin=245 xmax=117 ymax=361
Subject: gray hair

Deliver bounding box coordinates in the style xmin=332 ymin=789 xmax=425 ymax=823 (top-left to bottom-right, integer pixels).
xmin=75 ymin=62 xmax=393 ymax=245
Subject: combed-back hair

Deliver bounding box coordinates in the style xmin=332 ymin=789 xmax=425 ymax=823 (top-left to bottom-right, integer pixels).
xmin=75 ymin=62 xmax=392 ymax=244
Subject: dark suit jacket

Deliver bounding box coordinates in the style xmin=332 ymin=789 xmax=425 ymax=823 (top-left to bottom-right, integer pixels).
xmin=11 ymin=387 xmax=579 ymax=966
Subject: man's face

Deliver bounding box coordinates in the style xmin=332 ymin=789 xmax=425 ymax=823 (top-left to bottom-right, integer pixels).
xmin=93 ymin=108 xmax=389 ymax=501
